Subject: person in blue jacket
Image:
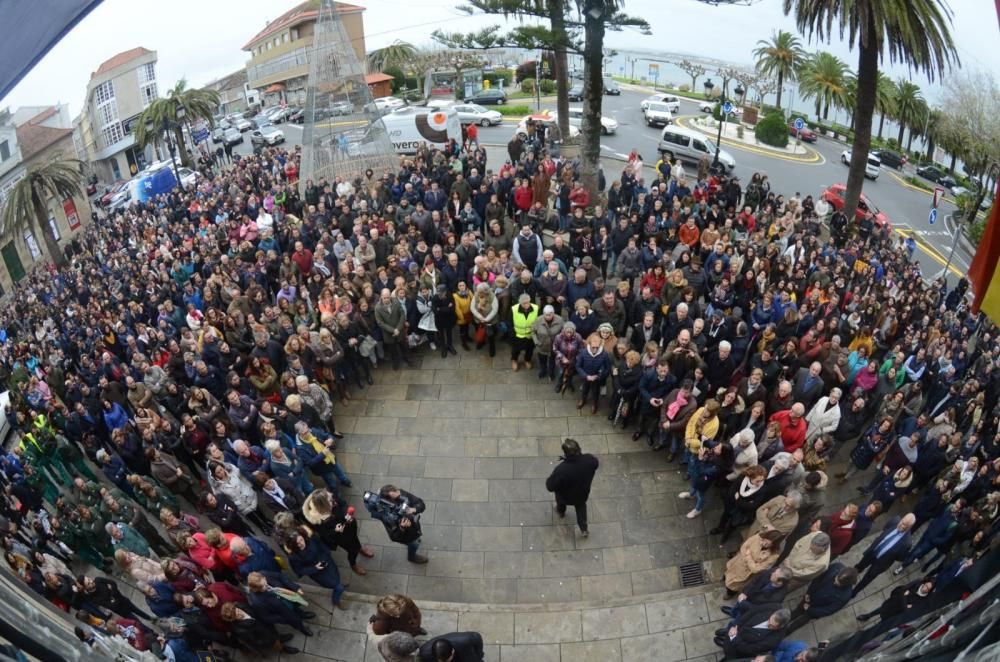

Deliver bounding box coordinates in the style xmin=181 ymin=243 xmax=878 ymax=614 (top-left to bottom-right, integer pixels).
xmin=575 ymin=333 xmax=612 ymax=413
xmin=139 ymin=580 xmax=178 ymax=618
xmin=283 ymin=526 xmax=347 ymax=610
xmin=786 ymin=563 xmax=858 ymax=633
xmin=772 ymin=639 xmax=821 ymax=662
xmin=246 ymin=570 xmax=317 ymax=637
xmin=893 ymin=501 xmax=959 ymax=575
xmin=232 ymin=535 xmax=283 ymax=579
xmin=632 ymin=359 xmax=676 ymax=443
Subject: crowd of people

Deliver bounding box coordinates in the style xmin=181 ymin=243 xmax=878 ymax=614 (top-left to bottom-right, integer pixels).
xmin=0 ymin=121 xmax=996 ymax=662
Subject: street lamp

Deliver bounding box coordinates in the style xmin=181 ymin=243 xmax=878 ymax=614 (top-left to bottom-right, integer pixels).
xmin=734 ymin=84 xmax=745 ymax=105
xmin=703 ymin=79 xmax=715 ymax=98
xmin=145 ymin=103 xmax=187 ymax=193
xmin=711 ymin=92 xmax=729 ymax=177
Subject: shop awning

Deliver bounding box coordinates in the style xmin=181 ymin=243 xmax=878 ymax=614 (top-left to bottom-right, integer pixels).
xmin=265 ymin=83 xmax=287 ymax=94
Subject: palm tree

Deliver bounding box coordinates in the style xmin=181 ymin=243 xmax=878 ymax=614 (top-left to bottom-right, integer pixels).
xmin=753 ymin=30 xmax=805 ymax=109
xmin=923 ymin=107 xmax=943 ymax=161
xmin=893 ymin=79 xmax=925 ymax=147
xmin=135 ymin=80 xmax=220 ymax=167
xmin=797 ymin=52 xmax=850 ymax=121
xmin=367 ymin=40 xmax=417 ymax=74
xmin=0 ymin=158 xmax=83 ymax=269
xmin=875 ymin=72 xmax=896 ymax=140
xmin=783 ymin=0 xmax=958 ymax=221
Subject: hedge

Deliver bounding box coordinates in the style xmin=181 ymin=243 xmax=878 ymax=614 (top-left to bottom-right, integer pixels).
xmin=496 ymin=105 xmax=532 ymax=117
xmin=756 ymin=112 xmax=789 ymax=148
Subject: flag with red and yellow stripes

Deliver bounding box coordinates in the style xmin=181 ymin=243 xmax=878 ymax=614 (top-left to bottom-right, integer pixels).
xmin=970 ymin=181 xmax=1000 ymax=323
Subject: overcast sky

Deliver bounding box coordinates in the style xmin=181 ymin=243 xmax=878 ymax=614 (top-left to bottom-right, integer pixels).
xmin=2 ymin=0 xmax=997 ymax=117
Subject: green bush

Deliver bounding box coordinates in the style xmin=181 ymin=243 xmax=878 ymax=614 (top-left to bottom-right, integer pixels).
xmin=904 ymin=175 xmax=935 ymax=192
xmin=384 ymin=65 xmax=405 ymax=93
xmin=520 ymin=77 xmax=536 ymax=94
xmin=756 ymin=112 xmax=789 ymax=148
xmin=485 ymin=70 xmax=513 ymax=87
xmin=539 ymin=78 xmax=556 ymax=95
xmin=496 ymin=105 xmax=532 ymax=117
xmin=967 ymin=217 xmax=986 ymax=246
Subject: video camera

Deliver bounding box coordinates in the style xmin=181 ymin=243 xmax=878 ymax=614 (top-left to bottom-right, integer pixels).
xmin=362 ymin=491 xmax=416 ymax=526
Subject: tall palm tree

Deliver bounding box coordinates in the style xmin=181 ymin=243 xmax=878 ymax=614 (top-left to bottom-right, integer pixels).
xmin=893 ymin=79 xmax=925 ymax=146
xmin=752 ymin=30 xmax=805 ymax=109
xmin=1 ymin=158 xmax=83 ymax=269
xmin=134 ymin=80 xmax=220 ymax=167
xmin=923 ymin=107 xmax=943 ymax=161
xmin=784 ymin=0 xmax=957 ymax=221
xmin=797 ymin=51 xmax=850 ymax=121
xmin=905 ymin=100 xmax=929 ymax=152
xmin=875 ymin=72 xmax=896 ymax=140
xmin=367 ymin=40 xmax=417 ymax=73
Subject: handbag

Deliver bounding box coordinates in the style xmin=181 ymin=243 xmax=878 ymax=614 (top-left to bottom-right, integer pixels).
xmin=417 ymin=311 xmax=437 ymax=333
xmin=358 ymin=335 xmax=378 ymax=358
xmin=474 ymin=323 xmax=487 ymax=345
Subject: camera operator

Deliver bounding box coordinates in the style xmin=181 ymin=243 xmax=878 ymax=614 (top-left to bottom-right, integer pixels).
xmin=372 ymin=484 xmax=428 ymax=564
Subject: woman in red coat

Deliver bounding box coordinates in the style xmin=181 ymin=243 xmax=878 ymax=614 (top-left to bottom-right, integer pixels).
xmin=827 ymin=503 xmax=859 ymax=557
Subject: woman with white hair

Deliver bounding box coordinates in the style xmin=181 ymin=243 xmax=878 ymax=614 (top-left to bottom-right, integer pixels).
xmin=805 ymin=388 xmax=842 ymax=444
xmin=727 ymin=429 xmax=759 ymax=481
xmin=470 ymin=281 xmax=499 ymax=357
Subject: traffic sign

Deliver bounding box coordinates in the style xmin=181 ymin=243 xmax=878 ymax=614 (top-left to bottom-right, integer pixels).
xmin=794 ymin=117 xmax=804 ymax=130
xmin=928 ymin=208 xmax=938 ymax=225
xmin=722 ymin=101 xmax=734 ymax=114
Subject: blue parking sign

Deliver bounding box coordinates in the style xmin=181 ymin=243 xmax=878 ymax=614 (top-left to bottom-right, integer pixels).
xmin=722 ymin=101 xmax=734 ymax=114
xmin=794 ymin=117 xmax=804 ymax=130
xmin=928 ymin=208 xmax=938 ymax=225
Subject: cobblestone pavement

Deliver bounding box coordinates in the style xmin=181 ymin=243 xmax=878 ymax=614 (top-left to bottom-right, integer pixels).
xmin=209 ymin=348 xmax=923 ymax=662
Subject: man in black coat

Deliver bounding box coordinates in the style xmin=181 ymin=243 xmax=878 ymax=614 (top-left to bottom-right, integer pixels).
xmin=545 ymin=439 xmax=599 ymax=537
xmin=786 ymin=563 xmax=858 ymax=632
xmin=852 ymin=513 xmax=915 ymax=596
xmin=720 ymin=566 xmax=791 ymax=624
xmin=714 ymin=604 xmax=790 ymax=659
xmin=418 ymin=631 xmax=485 ymax=661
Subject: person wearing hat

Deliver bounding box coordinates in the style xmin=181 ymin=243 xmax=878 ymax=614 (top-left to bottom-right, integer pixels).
xmin=531 ymin=304 xmax=564 ymax=381
xmin=545 ymin=439 xmax=600 ymax=537
xmin=510 ymin=294 xmax=539 ymax=372
xmin=378 ymin=631 xmax=419 ymax=661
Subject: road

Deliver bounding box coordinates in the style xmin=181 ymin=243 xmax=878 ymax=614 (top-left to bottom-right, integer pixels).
xmin=229 ymin=94 xmax=971 ymax=286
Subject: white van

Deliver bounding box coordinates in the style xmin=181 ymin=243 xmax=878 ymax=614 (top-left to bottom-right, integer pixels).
xmin=378 ymin=106 xmax=462 ymax=154
xmin=658 ymin=125 xmax=735 ymax=172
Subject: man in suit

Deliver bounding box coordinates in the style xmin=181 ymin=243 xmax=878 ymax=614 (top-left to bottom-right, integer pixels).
xmin=719 ymin=566 xmax=791 ymax=624
xmin=792 ymin=361 xmax=825 ymax=408
xmin=418 ymin=630 xmax=485 ymax=661
xmin=713 ymin=605 xmax=790 ymax=660
xmin=852 ymin=513 xmax=916 ymax=596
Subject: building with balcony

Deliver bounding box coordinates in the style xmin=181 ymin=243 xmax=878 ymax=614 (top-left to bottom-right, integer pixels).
xmin=77 ymin=47 xmax=158 ymax=182
xmin=243 ymin=1 xmax=367 ymax=107
xmin=0 ymin=106 xmax=91 ymax=292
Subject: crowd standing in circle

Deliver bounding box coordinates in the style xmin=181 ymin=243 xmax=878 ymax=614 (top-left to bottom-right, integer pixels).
xmin=0 ymin=127 xmax=996 ymax=662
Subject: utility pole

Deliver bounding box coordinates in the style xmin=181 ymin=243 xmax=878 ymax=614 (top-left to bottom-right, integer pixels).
xmin=535 ymin=52 xmax=541 ymax=110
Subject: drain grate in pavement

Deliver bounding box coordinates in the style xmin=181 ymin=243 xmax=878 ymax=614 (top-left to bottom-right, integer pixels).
xmin=679 ymin=562 xmax=706 ymax=588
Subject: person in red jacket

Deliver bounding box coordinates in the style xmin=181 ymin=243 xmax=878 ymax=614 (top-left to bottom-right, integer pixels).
xmin=513 ymin=180 xmax=533 ymax=219
xmin=678 ymin=216 xmax=700 ymax=248
xmin=568 ymin=181 xmax=590 ymax=212
xmin=827 ymin=503 xmax=859 ymax=557
xmin=194 ymin=582 xmax=248 ymax=632
xmin=291 ymin=241 xmax=313 ymax=277
xmin=768 ymin=403 xmax=808 ymax=453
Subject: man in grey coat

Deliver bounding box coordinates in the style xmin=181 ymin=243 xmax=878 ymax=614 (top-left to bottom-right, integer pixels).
xmin=375 ymin=288 xmax=409 ymax=370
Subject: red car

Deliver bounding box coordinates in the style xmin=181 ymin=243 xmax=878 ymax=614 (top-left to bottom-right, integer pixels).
xmin=821 ymin=183 xmax=891 ymax=229
xmin=789 ymin=122 xmax=817 ymax=142
xmin=99 ymin=180 xmax=128 ymax=207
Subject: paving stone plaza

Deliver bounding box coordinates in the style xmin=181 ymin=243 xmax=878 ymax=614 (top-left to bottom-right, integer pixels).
xmin=255 ymin=349 xmax=923 ymax=662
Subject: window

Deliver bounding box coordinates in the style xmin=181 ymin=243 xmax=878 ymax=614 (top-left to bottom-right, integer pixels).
xmin=141 ymin=80 xmax=158 ymax=107
xmin=0 ymin=140 xmax=8 ymax=161
xmin=94 ymin=80 xmax=114 ymax=104
xmin=23 ymin=230 xmax=41 ymax=261
xmin=47 ymin=213 xmax=61 ymax=241
xmin=291 ymin=28 xmax=299 ymax=40
xmin=282 ymin=33 xmax=288 ymax=43
xmin=138 ymin=62 xmax=156 ymax=84
xmin=693 ymin=140 xmax=707 ymax=153
xmin=101 ymin=122 xmax=124 ymax=148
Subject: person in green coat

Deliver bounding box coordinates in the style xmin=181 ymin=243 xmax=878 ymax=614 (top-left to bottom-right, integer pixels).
xmin=22 ymin=463 xmax=59 ymax=504
xmin=54 ymin=435 xmax=99 ymax=482
xmin=107 ymin=521 xmax=154 ymax=559
xmin=101 ymin=494 xmax=174 ymax=557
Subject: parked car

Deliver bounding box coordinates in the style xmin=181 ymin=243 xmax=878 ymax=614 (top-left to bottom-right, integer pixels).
xmin=269 ymin=107 xmax=294 ymax=123
xmin=223 ymin=127 xmax=243 ymax=146
xmin=641 ymin=94 xmax=680 ymax=114
xmin=286 ymin=107 xmax=304 ymax=123
xmin=603 ymin=79 xmax=620 ymax=95
xmin=567 ymin=84 xmax=584 ymax=102
xmin=99 ymin=181 xmax=128 ymax=207
xmin=234 ymin=118 xmax=252 ymax=132
xmin=514 ymin=113 xmax=580 ymax=140
xmin=373 ymin=96 xmax=406 ymax=111
xmin=251 ymin=115 xmax=273 ymax=130
xmin=658 ymin=125 xmax=735 ymax=173
xmin=552 ymin=108 xmax=618 ymax=135
xmin=467 ymin=88 xmax=507 ymax=105
xmin=328 ymin=101 xmax=354 ymax=116
xmin=642 ymin=102 xmax=673 ymax=127
xmin=789 ymin=122 xmax=817 ymax=142
xmin=211 ymin=126 xmax=227 ymax=143
xmin=872 ymin=149 xmax=905 ymax=169
xmin=452 ymin=103 xmax=503 ymax=126
xmin=251 ymin=125 xmax=285 ymax=147
xmin=841 ymin=149 xmax=881 ymax=180
xmin=698 ymin=100 xmax=739 ymax=118
xmin=176 ymin=167 xmax=201 ymax=189
xmin=951 ymin=185 xmax=972 ymax=197
xmin=916 ymin=164 xmax=957 ymax=189
xmin=821 ymin=183 xmax=891 ymax=228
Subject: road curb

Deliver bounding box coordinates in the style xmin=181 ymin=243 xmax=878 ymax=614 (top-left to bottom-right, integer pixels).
xmin=674 ymin=116 xmax=822 ymax=164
